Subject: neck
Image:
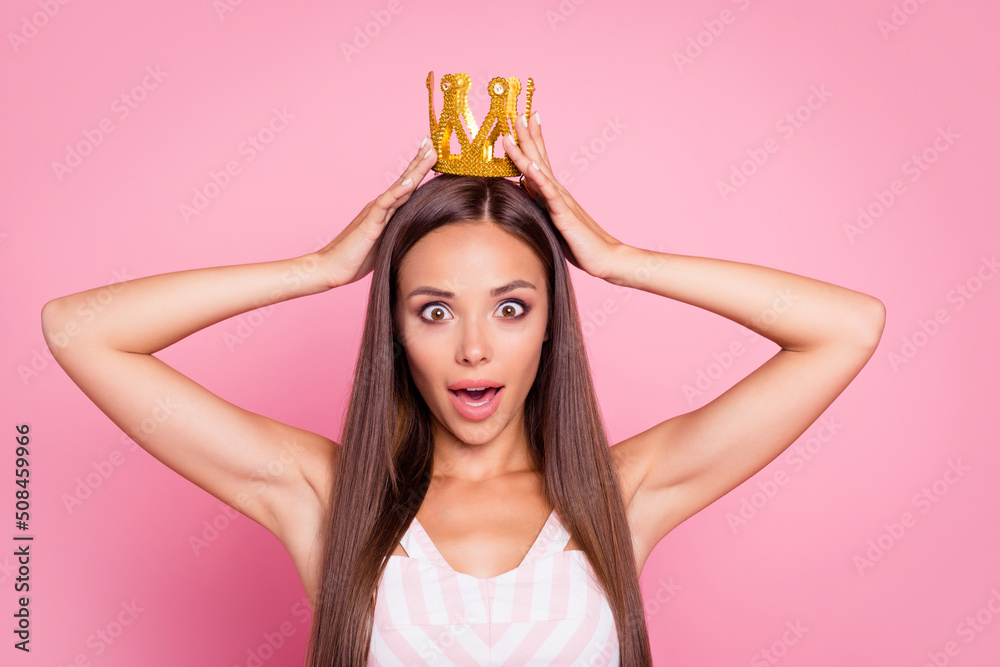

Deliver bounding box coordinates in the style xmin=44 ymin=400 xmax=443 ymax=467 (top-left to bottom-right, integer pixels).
xmin=427 ymin=409 xmax=538 ymax=483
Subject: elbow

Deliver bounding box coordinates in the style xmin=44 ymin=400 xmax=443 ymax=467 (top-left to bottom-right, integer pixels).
xmin=40 ymin=297 xmax=73 ymax=358
xmin=852 ymin=295 xmax=886 ymax=351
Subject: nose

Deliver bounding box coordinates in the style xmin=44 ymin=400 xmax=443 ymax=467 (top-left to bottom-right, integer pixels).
xmin=456 ymin=314 xmax=491 ymax=365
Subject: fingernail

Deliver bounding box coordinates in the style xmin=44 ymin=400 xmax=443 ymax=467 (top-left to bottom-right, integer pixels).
xmin=531 ymin=162 xmax=540 ymax=171
xmin=423 ymin=148 xmax=434 ymax=159
xmin=521 ymin=114 xmax=528 ymax=128
xmin=534 ymin=111 xmax=541 ymax=126
xmin=401 ymin=177 xmax=413 ymax=186
xmin=419 ymin=136 xmax=427 ymax=149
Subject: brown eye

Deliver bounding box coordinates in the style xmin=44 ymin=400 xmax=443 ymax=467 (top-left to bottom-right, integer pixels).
xmin=497 ymin=301 xmax=526 ymax=319
xmin=419 ymin=304 xmax=451 ymax=322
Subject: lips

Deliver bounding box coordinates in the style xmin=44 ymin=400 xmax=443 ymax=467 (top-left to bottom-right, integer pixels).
xmin=447 ymin=379 xmax=504 ymax=421
xmin=448 ymin=378 xmax=503 ymax=391
xmin=453 ymin=386 xmax=499 ymax=405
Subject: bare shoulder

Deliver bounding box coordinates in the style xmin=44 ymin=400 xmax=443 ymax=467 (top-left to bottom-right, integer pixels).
xmin=267 ymin=423 xmax=341 ymax=605
xmin=609 ymin=437 xmax=645 ymax=512
xmin=609 ymin=428 xmax=676 ymax=576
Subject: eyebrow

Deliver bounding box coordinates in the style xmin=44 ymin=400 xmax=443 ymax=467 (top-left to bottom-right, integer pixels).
xmin=405 ymin=279 xmax=537 ymax=300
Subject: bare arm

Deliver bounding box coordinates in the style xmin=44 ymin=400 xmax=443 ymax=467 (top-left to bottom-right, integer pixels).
xmin=606 ymin=246 xmax=885 ymax=548
xmin=41 ymin=253 xmax=340 ymax=544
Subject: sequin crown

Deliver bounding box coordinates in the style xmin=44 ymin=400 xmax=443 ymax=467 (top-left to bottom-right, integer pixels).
xmin=427 ymin=71 xmax=534 ymax=178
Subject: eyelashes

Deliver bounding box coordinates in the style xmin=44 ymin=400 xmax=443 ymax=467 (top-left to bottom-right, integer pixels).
xmin=418 ymin=299 xmax=529 ymax=323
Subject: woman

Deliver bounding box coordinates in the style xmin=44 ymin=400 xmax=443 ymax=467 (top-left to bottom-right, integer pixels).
xmin=42 ymin=113 xmax=885 ymax=666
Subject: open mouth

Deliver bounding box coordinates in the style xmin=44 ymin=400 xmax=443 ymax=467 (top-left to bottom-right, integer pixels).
xmin=451 ymin=386 xmax=501 ymax=406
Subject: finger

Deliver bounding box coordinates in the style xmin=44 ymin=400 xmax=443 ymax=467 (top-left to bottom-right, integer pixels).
xmin=376 ymin=143 xmax=437 ymax=215
xmin=506 ymin=143 xmax=557 ymax=211
xmin=525 ymin=112 xmax=548 ymax=164
xmin=503 ymin=131 xmax=549 ymax=181
xmin=521 ymin=159 xmax=567 ymax=216
xmin=405 ymin=137 xmax=436 ymax=171
xmin=400 ymin=139 xmax=438 ymax=185
xmin=514 ymin=115 xmax=557 ymax=180
xmin=390 ymin=138 xmax=437 ymax=197
xmin=503 ymin=137 xmax=567 ymax=215
xmin=503 ymin=133 xmax=543 ymax=186
xmin=507 ymin=114 xmax=539 ymax=165
xmin=373 ymin=176 xmax=414 ymax=213
xmin=502 ymin=133 xmax=535 ymax=185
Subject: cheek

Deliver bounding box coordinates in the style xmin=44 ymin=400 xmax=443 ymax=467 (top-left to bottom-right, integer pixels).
xmin=498 ymin=332 xmax=546 ymax=384
xmin=401 ymin=338 xmax=439 ymax=395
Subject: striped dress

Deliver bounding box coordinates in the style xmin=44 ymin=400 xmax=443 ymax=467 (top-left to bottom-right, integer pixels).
xmin=370 ymin=508 xmax=621 ymax=665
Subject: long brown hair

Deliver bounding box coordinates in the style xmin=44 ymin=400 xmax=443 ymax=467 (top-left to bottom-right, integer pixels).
xmin=305 ymin=174 xmax=652 ymax=665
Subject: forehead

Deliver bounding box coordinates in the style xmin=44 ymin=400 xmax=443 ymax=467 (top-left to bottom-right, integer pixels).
xmin=397 ymin=222 xmax=545 ymax=291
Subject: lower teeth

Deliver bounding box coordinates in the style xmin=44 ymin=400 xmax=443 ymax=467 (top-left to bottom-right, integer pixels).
xmin=462 ymin=389 xmax=496 ymax=407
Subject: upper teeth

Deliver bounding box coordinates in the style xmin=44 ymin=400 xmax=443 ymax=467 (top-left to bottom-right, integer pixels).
xmin=467 ymin=387 xmax=486 ymax=390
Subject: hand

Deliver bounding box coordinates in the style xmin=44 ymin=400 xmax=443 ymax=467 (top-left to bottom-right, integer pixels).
xmin=315 ymin=140 xmax=437 ymax=288
xmin=501 ymin=113 xmax=626 ymax=281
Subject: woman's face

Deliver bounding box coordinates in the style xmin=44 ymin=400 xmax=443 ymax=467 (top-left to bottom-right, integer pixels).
xmin=395 ymin=221 xmax=549 ymax=447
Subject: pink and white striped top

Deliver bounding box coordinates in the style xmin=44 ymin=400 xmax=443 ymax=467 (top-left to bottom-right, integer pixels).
xmin=370 ymin=508 xmax=621 ymax=665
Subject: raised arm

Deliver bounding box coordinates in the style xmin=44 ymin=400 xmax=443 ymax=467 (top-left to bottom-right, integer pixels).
xmin=41 ymin=254 xmax=338 ymax=544
xmin=41 ymin=140 xmax=438 ymax=595
xmin=502 ymin=112 xmax=885 ymax=571
xmin=601 ymin=248 xmax=884 ymax=548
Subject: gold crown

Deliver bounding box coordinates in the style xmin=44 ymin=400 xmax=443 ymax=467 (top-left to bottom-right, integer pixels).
xmin=427 ymin=71 xmax=534 ymax=178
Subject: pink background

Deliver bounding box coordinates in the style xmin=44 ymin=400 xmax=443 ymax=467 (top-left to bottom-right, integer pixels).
xmin=3 ymin=0 xmax=998 ymax=665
